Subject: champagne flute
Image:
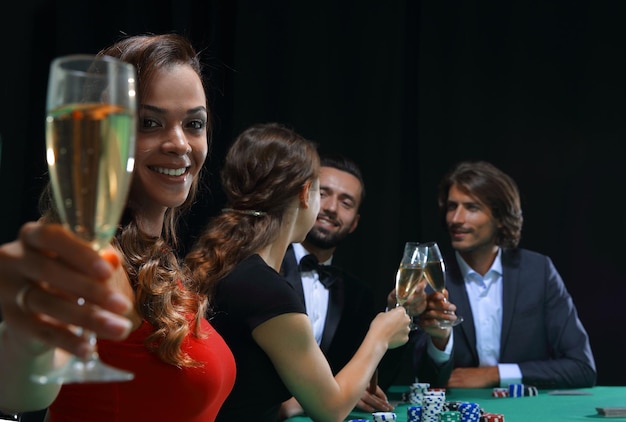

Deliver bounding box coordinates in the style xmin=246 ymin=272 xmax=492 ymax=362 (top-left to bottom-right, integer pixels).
xmin=422 ymin=241 xmax=464 ymax=328
xmin=395 ymin=242 xmax=428 ymax=330
xmin=32 ymin=54 xmax=137 ymax=384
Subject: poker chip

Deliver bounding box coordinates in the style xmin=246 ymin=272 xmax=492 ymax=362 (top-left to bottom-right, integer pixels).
xmin=371 ymin=411 xmax=397 ymax=421
xmin=459 ymin=401 xmax=482 ymax=421
xmin=439 ymin=410 xmax=461 ymax=421
xmin=523 ymin=385 xmax=538 ymax=396
xmin=492 ymin=387 xmax=509 ymax=398
xmin=508 ymin=383 xmax=524 ymax=398
xmin=407 ymin=405 xmax=422 ymax=422
xmin=480 ymin=412 xmax=505 ymax=421
xmin=424 ymin=389 xmax=446 ymax=398
xmin=443 ymin=401 xmax=463 ymax=411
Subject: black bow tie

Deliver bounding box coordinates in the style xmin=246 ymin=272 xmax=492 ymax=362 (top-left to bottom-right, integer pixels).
xmin=298 ymin=254 xmax=336 ymax=288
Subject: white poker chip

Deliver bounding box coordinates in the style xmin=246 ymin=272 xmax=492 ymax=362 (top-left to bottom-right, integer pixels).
xmin=372 ymin=411 xmax=397 ymax=421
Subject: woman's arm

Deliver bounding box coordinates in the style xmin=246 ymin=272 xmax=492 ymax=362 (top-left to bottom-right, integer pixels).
xmin=253 ymin=306 xmax=409 ymax=422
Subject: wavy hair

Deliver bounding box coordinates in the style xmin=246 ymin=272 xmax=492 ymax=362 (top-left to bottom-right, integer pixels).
xmin=437 ymin=160 xmax=523 ymax=248
xmin=186 ymin=122 xmax=320 ymax=304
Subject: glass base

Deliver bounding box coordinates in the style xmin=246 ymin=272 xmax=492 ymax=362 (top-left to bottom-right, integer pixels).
xmin=31 ymin=358 xmax=134 ymax=384
xmin=437 ymin=314 xmax=464 ymax=328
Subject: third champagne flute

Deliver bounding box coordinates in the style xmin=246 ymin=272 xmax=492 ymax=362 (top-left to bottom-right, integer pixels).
xmin=423 ymin=241 xmax=464 ymax=328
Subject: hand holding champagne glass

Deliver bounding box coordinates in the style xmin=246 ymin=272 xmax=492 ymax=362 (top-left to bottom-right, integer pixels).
xmin=395 ymin=242 xmax=428 ymax=330
xmin=423 ymin=241 xmax=463 ymax=328
xmin=33 ymin=54 xmax=137 ymax=384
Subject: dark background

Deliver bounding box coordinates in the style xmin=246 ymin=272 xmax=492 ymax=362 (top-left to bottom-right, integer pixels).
xmin=1 ymin=1 xmax=624 ymax=386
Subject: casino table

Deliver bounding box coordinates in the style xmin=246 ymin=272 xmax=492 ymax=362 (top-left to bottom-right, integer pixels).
xmin=284 ymin=386 xmax=626 ymax=421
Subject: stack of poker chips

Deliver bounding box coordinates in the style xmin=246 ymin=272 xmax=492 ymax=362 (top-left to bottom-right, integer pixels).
xmin=420 ymin=389 xmax=446 ymax=422
xmin=458 ymin=402 xmax=481 ymax=421
xmin=492 ymin=383 xmax=538 ymax=398
xmin=523 ymin=385 xmax=538 ymax=396
xmin=491 ymin=387 xmax=509 ymax=398
xmin=371 ymin=411 xmax=396 ymax=421
xmin=508 ymin=384 xmax=524 ymax=398
xmin=407 ymin=405 xmax=422 ymax=422
xmin=408 ymin=382 xmax=431 ymax=406
xmin=403 ymin=386 xmax=507 ymax=421
xmin=441 ymin=401 xmax=482 ymax=422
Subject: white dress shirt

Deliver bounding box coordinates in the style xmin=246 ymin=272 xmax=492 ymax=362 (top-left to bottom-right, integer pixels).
xmin=292 ymin=243 xmax=331 ymax=346
xmin=427 ymin=248 xmax=522 ymax=387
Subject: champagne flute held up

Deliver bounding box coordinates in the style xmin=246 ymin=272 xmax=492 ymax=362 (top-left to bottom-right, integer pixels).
xmin=395 ymin=242 xmax=428 ymax=330
xmin=33 ymin=54 xmax=137 ymax=384
xmin=422 ymin=241 xmax=464 ymax=328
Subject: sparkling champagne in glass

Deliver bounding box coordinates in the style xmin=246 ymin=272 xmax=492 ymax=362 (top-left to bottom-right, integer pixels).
xmin=423 ymin=241 xmax=463 ymax=328
xmin=33 ymin=54 xmax=137 ymax=384
xmin=395 ymin=242 xmax=427 ymax=330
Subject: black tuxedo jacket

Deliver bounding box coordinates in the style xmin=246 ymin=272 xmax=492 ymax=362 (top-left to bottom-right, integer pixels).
xmin=281 ymin=245 xmax=377 ymax=374
xmin=414 ymin=248 xmax=596 ymax=389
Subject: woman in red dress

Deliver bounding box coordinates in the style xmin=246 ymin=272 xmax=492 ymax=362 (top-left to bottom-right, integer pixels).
xmin=0 ymin=33 xmax=235 ymax=421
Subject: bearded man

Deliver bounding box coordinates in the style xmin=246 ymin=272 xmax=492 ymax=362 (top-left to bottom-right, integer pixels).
xmin=279 ymin=153 xmax=394 ymax=417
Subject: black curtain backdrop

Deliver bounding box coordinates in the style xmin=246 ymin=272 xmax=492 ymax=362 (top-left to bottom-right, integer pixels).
xmin=1 ymin=1 xmax=624 ymax=386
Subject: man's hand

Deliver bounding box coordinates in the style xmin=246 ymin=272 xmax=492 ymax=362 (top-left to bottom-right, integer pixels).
xmin=355 ymin=385 xmax=394 ymax=413
xmin=416 ymin=290 xmax=457 ymax=349
xmin=447 ymin=366 xmax=500 ymax=388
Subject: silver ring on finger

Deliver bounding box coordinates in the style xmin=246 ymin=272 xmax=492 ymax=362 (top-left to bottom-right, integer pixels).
xmin=15 ymin=284 xmax=35 ymax=313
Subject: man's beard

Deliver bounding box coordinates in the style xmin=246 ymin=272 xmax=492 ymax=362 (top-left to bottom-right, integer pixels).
xmin=304 ymin=225 xmax=350 ymax=250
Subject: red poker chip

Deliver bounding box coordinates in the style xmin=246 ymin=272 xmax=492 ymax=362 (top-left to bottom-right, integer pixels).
xmin=491 ymin=387 xmax=509 ymax=398
xmin=481 ymin=412 xmax=505 ymax=421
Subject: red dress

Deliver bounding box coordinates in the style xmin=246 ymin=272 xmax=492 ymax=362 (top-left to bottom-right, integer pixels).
xmin=48 ymin=318 xmax=236 ymax=421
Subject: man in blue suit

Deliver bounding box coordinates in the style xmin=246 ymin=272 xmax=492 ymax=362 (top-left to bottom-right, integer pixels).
xmin=413 ymin=160 xmax=596 ymax=389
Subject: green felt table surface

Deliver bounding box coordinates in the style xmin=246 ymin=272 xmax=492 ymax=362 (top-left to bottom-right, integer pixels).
xmin=285 ymin=386 xmax=626 ymax=421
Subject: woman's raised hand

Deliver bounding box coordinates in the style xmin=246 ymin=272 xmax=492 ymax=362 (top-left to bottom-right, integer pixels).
xmin=0 ymin=222 xmax=133 ymax=358
xmin=370 ymin=306 xmax=411 ymax=349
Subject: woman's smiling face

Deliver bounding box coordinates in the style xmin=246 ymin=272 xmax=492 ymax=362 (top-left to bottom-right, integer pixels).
xmin=130 ymin=64 xmax=208 ymax=218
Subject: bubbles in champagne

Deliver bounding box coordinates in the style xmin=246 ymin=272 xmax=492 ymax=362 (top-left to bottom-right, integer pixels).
xmin=396 ymin=265 xmax=425 ymax=305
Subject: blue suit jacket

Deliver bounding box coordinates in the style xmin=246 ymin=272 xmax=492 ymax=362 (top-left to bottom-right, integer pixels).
xmin=281 ymin=245 xmax=377 ymax=374
xmin=414 ymin=248 xmax=597 ymax=389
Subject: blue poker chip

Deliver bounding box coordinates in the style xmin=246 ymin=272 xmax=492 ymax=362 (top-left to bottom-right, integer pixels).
xmin=459 ymin=401 xmax=482 ymax=419
xmin=509 ymin=383 xmax=524 ymax=397
xmin=407 ymin=405 xmax=422 ymax=422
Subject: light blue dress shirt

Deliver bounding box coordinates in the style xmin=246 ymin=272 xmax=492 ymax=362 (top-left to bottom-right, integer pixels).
xmin=426 ymin=248 xmax=522 ymax=387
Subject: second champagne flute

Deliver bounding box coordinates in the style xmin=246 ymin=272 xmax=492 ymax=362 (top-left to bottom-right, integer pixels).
xmin=423 ymin=241 xmax=464 ymax=328
xmin=32 ymin=54 xmax=137 ymax=384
